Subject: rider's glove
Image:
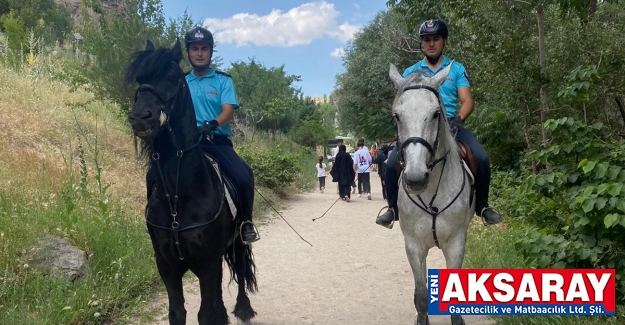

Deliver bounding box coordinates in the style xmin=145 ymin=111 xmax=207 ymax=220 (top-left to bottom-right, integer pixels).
xmin=448 ymin=116 xmax=464 ymax=135
xmin=199 ymin=119 xmax=219 ymax=135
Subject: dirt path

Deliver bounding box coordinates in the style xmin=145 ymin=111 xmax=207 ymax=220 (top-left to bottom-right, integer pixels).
xmin=140 ymin=178 xmax=494 ymax=325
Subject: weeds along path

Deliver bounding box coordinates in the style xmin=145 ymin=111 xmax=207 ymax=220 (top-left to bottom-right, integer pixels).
xmin=140 ymin=178 xmax=494 ymax=325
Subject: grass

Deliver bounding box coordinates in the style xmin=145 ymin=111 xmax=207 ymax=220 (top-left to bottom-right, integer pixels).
xmin=0 ymin=53 xmax=160 ymax=324
xmin=0 ymin=185 xmax=159 ymax=324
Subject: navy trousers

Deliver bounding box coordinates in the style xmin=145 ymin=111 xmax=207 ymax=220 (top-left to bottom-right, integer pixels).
xmin=384 ymin=125 xmax=491 ymax=215
xmin=200 ymin=136 xmax=254 ymax=222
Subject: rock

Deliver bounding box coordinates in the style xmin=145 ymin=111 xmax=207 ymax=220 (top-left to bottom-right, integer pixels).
xmin=54 ymin=0 xmax=128 ymax=26
xmin=23 ymin=235 xmax=92 ymax=282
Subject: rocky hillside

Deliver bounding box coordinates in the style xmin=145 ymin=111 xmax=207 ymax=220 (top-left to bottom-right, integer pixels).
xmin=54 ymin=0 xmax=127 ymax=25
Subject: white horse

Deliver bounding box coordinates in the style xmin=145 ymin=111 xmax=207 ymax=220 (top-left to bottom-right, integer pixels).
xmin=389 ymin=63 xmax=474 ymax=325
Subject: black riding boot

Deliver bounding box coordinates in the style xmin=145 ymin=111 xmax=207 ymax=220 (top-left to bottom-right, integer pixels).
xmin=376 ymin=142 xmax=400 ymax=229
xmin=479 ymin=206 xmax=502 ymax=226
xmin=238 ymin=186 xmax=259 ymax=244
xmin=376 ymin=191 xmax=398 ymax=228
xmin=241 ymin=221 xmax=259 ymax=244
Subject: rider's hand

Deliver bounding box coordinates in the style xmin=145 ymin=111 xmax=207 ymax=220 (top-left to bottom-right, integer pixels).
xmin=199 ymin=119 xmax=219 ymax=135
xmin=448 ymin=116 xmax=464 ymax=135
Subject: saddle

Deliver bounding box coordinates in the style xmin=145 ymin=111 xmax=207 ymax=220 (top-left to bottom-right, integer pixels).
xmin=456 ymin=140 xmax=477 ymax=184
xmin=205 ymin=154 xmax=238 ymax=219
xmin=394 ymin=140 xmax=476 ymax=184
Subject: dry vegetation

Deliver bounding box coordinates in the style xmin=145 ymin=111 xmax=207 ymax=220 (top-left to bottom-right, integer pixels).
xmin=0 ymin=65 xmax=146 ymax=211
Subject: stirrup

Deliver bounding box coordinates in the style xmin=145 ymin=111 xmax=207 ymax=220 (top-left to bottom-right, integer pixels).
xmin=239 ymin=221 xmax=260 ymax=245
xmin=376 ymin=206 xmax=395 ymax=229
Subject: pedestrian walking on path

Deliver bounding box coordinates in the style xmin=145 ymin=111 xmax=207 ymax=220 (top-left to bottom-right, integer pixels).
xmin=353 ymin=139 xmax=372 ymax=200
xmin=330 ymin=144 xmax=355 ymax=202
xmin=316 ymin=155 xmax=327 ymax=193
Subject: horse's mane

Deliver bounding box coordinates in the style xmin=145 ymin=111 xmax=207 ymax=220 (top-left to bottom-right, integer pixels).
xmin=124 ymin=47 xmax=179 ymax=86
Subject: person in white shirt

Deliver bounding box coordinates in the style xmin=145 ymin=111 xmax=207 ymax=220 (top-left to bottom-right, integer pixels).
xmin=316 ymin=156 xmax=327 ymax=193
xmin=353 ymin=139 xmax=373 ymax=199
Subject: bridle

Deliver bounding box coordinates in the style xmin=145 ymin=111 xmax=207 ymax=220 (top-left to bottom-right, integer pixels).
xmin=133 ymin=63 xmax=215 ymax=260
xmin=393 ymin=83 xmax=469 ymax=248
xmin=395 ymin=84 xmax=449 ymax=171
xmin=133 ymin=62 xmax=186 ymax=121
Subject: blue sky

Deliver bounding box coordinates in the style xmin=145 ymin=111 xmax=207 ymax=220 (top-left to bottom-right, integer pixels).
xmin=160 ymin=1 xmax=389 ymax=97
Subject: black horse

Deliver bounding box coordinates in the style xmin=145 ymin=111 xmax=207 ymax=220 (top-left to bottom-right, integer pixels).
xmin=126 ymin=39 xmax=257 ymax=325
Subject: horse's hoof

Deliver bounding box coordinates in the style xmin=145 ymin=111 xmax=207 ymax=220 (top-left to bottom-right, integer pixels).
xmin=237 ymin=319 xmax=251 ymax=325
xmin=415 ymin=314 xmax=429 ymax=325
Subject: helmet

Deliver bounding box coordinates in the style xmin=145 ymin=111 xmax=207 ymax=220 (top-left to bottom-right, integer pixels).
xmin=418 ymin=19 xmax=448 ymax=39
xmin=184 ymin=26 xmax=214 ymax=48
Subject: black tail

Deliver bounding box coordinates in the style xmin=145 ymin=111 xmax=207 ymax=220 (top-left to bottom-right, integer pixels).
xmin=225 ymin=240 xmax=258 ymax=293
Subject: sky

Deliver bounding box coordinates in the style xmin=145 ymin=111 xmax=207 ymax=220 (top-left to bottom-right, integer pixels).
xmin=160 ymin=0 xmax=389 ymax=97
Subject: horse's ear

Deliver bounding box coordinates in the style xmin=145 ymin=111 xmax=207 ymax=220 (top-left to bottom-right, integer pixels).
xmin=172 ymin=38 xmax=182 ymax=63
xmin=389 ymin=63 xmax=403 ymax=88
xmin=145 ymin=40 xmax=155 ymax=51
xmin=431 ymin=61 xmax=453 ymax=87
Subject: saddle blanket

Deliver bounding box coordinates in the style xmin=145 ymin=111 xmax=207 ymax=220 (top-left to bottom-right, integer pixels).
xmin=205 ymin=154 xmax=237 ymax=219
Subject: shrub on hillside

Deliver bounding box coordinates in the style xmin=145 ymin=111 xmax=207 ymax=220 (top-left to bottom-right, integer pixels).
xmin=1 ymin=0 xmax=72 ymax=52
xmin=238 ymin=141 xmax=300 ymax=190
xmin=1 ymin=12 xmax=27 ymax=54
xmin=516 ymin=117 xmax=625 ymax=304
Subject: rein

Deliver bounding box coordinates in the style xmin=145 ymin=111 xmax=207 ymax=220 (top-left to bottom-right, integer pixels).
xmin=395 ymin=83 xmax=467 ymax=248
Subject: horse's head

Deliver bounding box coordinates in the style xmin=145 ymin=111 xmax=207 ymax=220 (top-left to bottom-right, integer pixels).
xmin=126 ymin=39 xmax=185 ymax=143
xmin=389 ymin=63 xmax=452 ymax=194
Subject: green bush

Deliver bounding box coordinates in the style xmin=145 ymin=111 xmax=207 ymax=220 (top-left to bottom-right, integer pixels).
xmin=516 ymin=117 xmax=625 ymax=304
xmin=238 ymin=141 xmax=301 ymax=190
xmin=1 ymin=11 xmax=27 ymax=53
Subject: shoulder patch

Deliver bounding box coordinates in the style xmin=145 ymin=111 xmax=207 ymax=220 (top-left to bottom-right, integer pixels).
xmin=215 ymin=70 xmax=232 ymax=78
xmin=463 ymin=71 xmax=472 ymax=85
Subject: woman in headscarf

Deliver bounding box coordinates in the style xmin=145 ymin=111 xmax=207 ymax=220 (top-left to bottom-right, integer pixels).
xmin=330 ymin=145 xmax=356 ymax=201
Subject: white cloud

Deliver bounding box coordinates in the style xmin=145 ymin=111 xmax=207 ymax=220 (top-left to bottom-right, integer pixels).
xmin=330 ymin=22 xmax=360 ymax=42
xmin=353 ymin=3 xmax=361 ymax=9
xmin=203 ymin=1 xmax=360 ymax=47
xmin=330 ymin=48 xmax=345 ymax=58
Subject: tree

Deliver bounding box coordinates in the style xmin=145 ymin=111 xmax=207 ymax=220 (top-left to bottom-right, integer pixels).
xmin=70 ymin=0 xmax=194 ymax=113
xmin=288 ymin=96 xmax=335 ymax=149
xmin=335 ymin=10 xmax=415 ymax=142
xmin=226 ymin=58 xmax=301 ymax=138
